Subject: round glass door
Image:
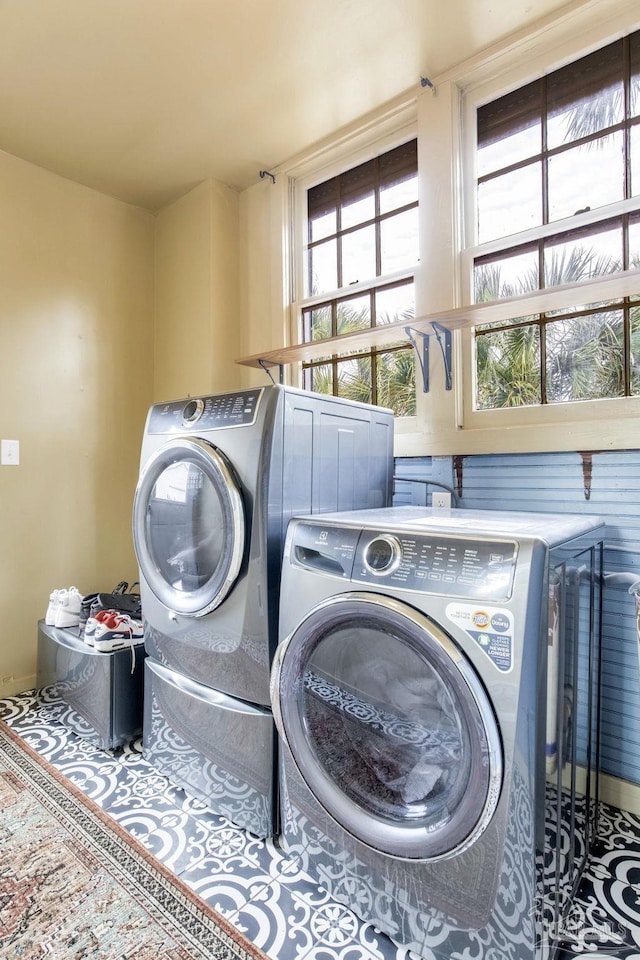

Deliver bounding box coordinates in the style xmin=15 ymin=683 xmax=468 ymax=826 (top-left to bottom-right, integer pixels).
xmin=274 ymin=593 xmax=502 ymax=861
xmin=133 ymin=438 xmax=245 ymax=617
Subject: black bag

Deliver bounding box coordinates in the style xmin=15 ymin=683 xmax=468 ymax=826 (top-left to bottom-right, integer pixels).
xmin=80 ymin=581 xmax=142 ymax=628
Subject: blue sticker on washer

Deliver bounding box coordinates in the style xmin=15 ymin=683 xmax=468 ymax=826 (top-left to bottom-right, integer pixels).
xmin=445 ymin=603 xmax=514 ymax=673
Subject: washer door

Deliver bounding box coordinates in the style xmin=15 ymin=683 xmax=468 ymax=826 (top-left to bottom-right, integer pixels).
xmin=272 ymin=592 xmax=503 ymax=861
xmin=133 ymin=438 xmax=245 ymax=617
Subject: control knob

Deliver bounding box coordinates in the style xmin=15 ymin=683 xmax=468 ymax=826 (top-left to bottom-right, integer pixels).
xmin=363 ymin=535 xmax=402 ymax=576
xmin=182 ymin=398 xmax=205 ymax=424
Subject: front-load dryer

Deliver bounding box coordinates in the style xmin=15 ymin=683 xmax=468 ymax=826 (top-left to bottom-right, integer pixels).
xmin=271 ymin=506 xmax=604 ymax=958
xmin=132 ymin=386 xmax=393 ymax=838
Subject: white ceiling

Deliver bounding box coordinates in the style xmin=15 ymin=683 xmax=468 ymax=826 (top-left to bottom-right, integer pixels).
xmin=1 ymin=0 xmax=578 ymax=211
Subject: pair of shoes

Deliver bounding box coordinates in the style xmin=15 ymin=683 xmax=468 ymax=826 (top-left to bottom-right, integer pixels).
xmin=92 ymin=613 xmax=144 ymax=652
xmin=45 ymin=587 xmax=83 ymax=628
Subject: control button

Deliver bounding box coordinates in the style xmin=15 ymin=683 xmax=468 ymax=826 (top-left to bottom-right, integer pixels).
xmin=363 ymin=535 xmax=402 ymax=576
xmin=183 ymin=398 xmax=205 ymax=424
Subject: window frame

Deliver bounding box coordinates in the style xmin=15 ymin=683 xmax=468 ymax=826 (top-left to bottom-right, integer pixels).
xmin=289 ymin=121 xmax=420 ymax=433
xmin=451 ymin=7 xmax=640 ymax=453
xmin=471 ymin=32 xmax=640 ymax=412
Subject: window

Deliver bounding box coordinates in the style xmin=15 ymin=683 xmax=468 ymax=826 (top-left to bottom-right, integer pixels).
xmin=300 ymin=140 xmax=418 ymax=416
xmin=473 ymin=32 xmax=640 ymax=410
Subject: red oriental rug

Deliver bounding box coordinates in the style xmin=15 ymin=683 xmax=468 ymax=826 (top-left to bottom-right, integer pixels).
xmin=0 ymin=720 xmax=268 ymax=959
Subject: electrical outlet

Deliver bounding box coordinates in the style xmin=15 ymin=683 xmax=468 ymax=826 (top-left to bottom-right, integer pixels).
xmin=432 ymin=491 xmax=452 ymax=510
xmin=1 ymin=439 xmax=19 ymax=465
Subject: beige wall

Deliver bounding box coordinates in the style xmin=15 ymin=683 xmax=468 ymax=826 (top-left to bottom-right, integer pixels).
xmin=154 ymin=178 xmax=241 ymax=401
xmin=0 ymin=158 xmax=248 ymax=697
xmin=0 ymin=150 xmax=155 ymax=695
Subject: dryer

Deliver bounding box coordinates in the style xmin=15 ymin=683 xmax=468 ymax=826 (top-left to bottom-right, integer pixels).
xmin=132 ymin=386 xmax=393 ymax=838
xmin=271 ymin=506 xmax=603 ymax=958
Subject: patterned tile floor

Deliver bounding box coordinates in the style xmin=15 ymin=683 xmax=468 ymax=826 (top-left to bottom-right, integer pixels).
xmin=1 ymin=689 xmax=639 ymax=960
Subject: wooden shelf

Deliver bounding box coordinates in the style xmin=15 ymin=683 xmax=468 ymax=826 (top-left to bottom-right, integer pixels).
xmin=236 ymin=268 xmax=640 ymax=369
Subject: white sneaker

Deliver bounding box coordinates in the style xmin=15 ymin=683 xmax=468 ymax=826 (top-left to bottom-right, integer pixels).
xmin=54 ymin=586 xmax=83 ymax=628
xmin=93 ymin=614 xmax=144 ymax=652
xmin=45 ymin=589 xmax=64 ymax=625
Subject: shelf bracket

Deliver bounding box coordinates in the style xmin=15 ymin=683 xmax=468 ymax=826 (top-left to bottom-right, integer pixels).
xmin=258 ymin=359 xmax=284 ymax=385
xmin=404 ymin=323 xmax=452 ymax=393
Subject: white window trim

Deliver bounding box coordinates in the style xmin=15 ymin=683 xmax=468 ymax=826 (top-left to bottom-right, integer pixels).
xmin=412 ymin=0 xmax=640 ymax=457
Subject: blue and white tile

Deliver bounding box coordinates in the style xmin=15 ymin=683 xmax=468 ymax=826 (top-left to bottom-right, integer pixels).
xmin=179 ymin=857 xmax=276 ymax=920
xmin=4 ymin=691 xmax=640 ymax=960
xmin=227 ymin=878 xmax=353 ymax=960
xmin=309 ymin=916 xmax=423 ymax=960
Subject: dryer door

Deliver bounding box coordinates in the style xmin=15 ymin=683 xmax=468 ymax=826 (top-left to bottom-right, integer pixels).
xmin=271 ymin=591 xmax=503 ymax=861
xmin=133 ymin=438 xmax=245 ymax=617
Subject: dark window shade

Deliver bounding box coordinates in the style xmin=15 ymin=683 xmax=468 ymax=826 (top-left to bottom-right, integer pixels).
xmin=379 ymin=139 xmax=418 ymax=188
xmin=477 ymin=79 xmax=541 ymax=149
xmin=547 ymin=39 xmax=623 ymax=121
xmin=341 ymin=158 xmax=376 ymax=204
xmin=308 ymin=139 xmax=417 ymax=221
xmin=478 ymin=35 xmax=634 ymax=150
xmin=632 ymin=31 xmax=640 ymax=77
xmin=308 ymin=179 xmax=338 ymax=222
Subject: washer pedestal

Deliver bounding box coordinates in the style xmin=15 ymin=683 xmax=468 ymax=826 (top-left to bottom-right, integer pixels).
xmin=36 ymin=620 xmax=145 ymax=750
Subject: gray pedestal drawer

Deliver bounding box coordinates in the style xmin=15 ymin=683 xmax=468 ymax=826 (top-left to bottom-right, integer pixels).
xmin=36 ymin=619 xmax=145 ymax=750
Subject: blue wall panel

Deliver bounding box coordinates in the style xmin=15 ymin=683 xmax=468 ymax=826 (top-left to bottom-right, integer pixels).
xmin=395 ymin=451 xmax=640 ymax=787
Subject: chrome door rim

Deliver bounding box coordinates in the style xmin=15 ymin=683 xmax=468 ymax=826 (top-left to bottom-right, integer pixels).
xmin=133 ymin=437 xmax=245 ymax=617
xmin=272 ymin=591 xmax=503 ymax=862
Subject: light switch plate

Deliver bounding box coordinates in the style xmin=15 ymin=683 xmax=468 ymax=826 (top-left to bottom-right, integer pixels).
xmin=1 ymin=440 xmax=20 ymax=465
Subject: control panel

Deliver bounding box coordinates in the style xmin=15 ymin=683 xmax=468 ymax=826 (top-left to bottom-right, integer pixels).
xmin=291 ymin=522 xmax=518 ymax=602
xmin=148 ymin=389 xmax=263 ymax=433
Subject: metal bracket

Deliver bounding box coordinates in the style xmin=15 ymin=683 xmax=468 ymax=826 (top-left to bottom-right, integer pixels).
xmin=258 ymin=359 xmax=284 ymax=384
xmin=404 ymin=323 xmax=452 ymax=393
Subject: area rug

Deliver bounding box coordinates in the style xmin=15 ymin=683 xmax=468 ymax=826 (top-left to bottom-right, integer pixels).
xmin=0 ymin=720 xmax=268 ymax=960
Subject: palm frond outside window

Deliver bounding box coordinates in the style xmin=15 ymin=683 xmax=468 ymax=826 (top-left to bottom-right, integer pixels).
xmin=474 ymin=32 xmax=640 ymax=409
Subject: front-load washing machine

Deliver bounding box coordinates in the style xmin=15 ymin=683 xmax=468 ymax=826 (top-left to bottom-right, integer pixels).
xmin=271 ymin=506 xmax=603 ymax=958
xmin=132 ymin=385 xmax=393 ymax=838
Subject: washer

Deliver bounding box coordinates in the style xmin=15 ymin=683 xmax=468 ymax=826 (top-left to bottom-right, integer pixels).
xmin=271 ymin=506 xmax=603 ymax=958
xmin=132 ymin=385 xmax=393 ymax=838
